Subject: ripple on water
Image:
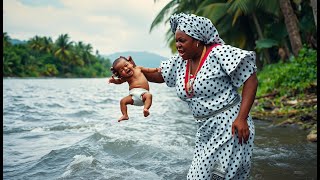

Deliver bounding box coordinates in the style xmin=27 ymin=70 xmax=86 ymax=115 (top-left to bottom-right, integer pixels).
xmin=65 ymin=109 xmax=98 ymax=117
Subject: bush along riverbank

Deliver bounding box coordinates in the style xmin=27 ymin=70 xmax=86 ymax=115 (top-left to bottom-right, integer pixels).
xmin=251 ymin=47 xmax=317 ymax=142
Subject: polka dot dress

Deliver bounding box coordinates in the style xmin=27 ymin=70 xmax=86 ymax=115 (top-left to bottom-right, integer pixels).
xmin=160 ymin=44 xmax=257 ymax=179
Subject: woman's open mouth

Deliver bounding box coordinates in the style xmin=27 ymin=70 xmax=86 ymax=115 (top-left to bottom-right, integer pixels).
xmin=178 ymin=50 xmax=185 ymax=57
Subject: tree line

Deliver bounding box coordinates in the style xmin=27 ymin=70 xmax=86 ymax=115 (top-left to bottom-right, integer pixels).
xmin=3 ymin=33 xmax=112 ymax=77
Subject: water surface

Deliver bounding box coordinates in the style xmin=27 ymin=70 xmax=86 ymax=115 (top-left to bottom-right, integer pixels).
xmin=3 ymin=78 xmax=317 ymax=179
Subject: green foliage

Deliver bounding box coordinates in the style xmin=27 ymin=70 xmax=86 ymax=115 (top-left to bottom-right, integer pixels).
xmin=3 ymin=33 xmax=112 ymax=78
xmin=42 ymin=64 xmax=59 ymax=76
xmin=256 ymin=47 xmax=317 ymax=97
xmin=151 ymin=0 xmax=316 ymax=66
xmin=255 ymin=39 xmax=278 ymax=50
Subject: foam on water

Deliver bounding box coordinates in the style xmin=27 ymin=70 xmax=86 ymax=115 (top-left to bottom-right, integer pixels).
xmin=61 ymin=155 xmax=95 ymax=178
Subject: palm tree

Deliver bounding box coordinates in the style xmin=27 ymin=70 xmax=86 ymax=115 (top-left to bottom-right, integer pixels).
xmin=29 ymin=35 xmax=43 ymax=52
xmin=150 ymin=0 xmax=204 ymax=53
xmin=150 ymin=0 xmax=203 ymax=33
xmin=3 ymin=56 xmax=13 ymax=76
xmin=41 ymin=36 xmax=53 ymax=54
xmin=215 ymin=0 xmax=280 ymax=64
xmin=151 ymin=0 xmax=278 ymax=65
xmin=83 ymin=44 xmax=93 ymax=66
xmin=3 ymin=32 xmax=11 ymax=48
xmin=28 ymin=36 xmax=46 ymax=69
xmin=74 ymin=41 xmax=93 ymax=67
xmin=197 ymin=0 xmax=283 ymax=65
xmin=279 ymin=0 xmax=302 ymax=56
xmin=74 ymin=41 xmax=85 ymax=66
xmin=54 ymin=34 xmax=73 ymax=74
xmin=3 ymin=32 xmax=12 ymax=75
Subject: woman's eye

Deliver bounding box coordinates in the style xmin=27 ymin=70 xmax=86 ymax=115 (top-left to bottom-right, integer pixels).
xmin=176 ymin=39 xmax=185 ymax=43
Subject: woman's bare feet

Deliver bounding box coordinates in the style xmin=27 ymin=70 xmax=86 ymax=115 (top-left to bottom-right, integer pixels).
xmin=118 ymin=115 xmax=129 ymax=122
xmin=143 ymin=109 xmax=150 ymax=117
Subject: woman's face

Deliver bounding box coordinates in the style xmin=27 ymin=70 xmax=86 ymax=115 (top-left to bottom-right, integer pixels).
xmin=175 ymin=29 xmax=197 ymax=60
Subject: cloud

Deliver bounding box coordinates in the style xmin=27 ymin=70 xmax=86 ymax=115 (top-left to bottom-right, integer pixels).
xmin=3 ymin=0 xmax=172 ymax=57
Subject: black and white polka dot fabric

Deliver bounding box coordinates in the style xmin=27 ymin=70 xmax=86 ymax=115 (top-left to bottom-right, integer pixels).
xmin=161 ymin=44 xmax=256 ymax=179
xmin=161 ymin=45 xmax=257 ymax=118
xmin=160 ymin=12 xmax=258 ymax=180
xmin=170 ymin=13 xmax=225 ymax=45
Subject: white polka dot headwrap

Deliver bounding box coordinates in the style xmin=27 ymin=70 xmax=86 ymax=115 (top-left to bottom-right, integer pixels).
xmin=170 ymin=13 xmax=225 ymax=45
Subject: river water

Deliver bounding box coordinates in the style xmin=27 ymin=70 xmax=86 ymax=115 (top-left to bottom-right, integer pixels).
xmin=3 ymin=78 xmax=317 ymax=180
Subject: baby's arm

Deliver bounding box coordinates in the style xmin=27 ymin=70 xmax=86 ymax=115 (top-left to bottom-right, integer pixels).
xmin=108 ymin=75 xmax=126 ymax=84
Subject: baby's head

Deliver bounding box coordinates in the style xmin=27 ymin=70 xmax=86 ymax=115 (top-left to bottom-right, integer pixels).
xmin=110 ymin=56 xmax=133 ymax=78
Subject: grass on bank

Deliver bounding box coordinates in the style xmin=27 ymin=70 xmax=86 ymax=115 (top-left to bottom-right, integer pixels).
xmin=252 ymin=46 xmax=317 ymax=130
xmin=256 ymin=46 xmax=317 ymax=97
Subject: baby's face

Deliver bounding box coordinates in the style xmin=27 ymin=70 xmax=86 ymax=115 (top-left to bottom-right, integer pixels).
xmin=113 ymin=59 xmax=134 ymax=78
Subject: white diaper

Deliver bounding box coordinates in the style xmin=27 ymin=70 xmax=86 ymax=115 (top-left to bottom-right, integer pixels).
xmin=129 ymin=88 xmax=149 ymax=106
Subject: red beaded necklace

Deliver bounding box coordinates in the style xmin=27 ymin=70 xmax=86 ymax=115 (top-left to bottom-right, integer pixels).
xmin=184 ymin=44 xmax=220 ymax=97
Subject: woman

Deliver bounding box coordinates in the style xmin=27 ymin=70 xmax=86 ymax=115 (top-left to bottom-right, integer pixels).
xmin=144 ymin=13 xmax=258 ymax=179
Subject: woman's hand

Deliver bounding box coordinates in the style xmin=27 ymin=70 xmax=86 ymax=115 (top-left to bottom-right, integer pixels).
xmin=231 ymin=117 xmax=249 ymax=145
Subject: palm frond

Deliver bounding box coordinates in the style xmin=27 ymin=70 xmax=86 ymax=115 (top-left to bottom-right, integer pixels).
xmin=200 ymin=3 xmax=229 ymax=24
xmin=256 ymin=0 xmax=280 ymax=17
xmin=149 ymin=0 xmax=177 ymax=33
xmin=232 ymin=9 xmax=243 ymax=26
xmin=227 ymin=0 xmax=253 ymax=14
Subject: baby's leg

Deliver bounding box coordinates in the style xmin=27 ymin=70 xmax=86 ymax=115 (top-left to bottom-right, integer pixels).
xmin=119 ymin=95 xmax=134 ymax=122
xmin=141 ymin=93 xmax=152 ymax=117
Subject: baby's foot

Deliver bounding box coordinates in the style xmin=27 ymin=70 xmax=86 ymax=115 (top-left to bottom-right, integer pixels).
xmin=118 ymin=115 xmax=129 ymax=122
xmin=143 ymin=109 xmax=150 ymax=117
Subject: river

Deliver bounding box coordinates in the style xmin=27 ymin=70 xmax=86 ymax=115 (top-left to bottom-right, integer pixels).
xmin=3 ymin=78 xmax=317 ymax=180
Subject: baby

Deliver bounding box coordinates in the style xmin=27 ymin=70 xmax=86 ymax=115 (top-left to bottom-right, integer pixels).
xmin=108 ymin=56 xmax=160 ymax=122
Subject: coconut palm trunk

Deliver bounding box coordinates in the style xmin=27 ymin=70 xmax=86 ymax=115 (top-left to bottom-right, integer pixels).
xmin=310 ymin=0 xmax=317 ymax=28
xmin=252 ymin=12 xmax=271 ymax=65
xmin=279 ymin=0 xmax=302 ymax=57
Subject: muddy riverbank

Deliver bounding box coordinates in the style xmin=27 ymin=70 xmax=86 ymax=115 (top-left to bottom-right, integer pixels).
xmin=251 ymin=89 xmax=317 ymax=142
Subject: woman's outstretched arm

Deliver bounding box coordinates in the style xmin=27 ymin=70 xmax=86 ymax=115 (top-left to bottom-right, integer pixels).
xmin=144 ymin=71 xmax=164 ymax=83
xmin=128 ymin=56 xmax=165 ymax=83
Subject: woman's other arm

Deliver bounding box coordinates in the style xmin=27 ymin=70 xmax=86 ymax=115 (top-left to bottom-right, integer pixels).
xmin=232 ymin=72 xmax=258 ymax=144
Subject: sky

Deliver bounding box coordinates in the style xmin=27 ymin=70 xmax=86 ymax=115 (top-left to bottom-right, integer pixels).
xmin=3 ymin=0 xmax=173 ymax=57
